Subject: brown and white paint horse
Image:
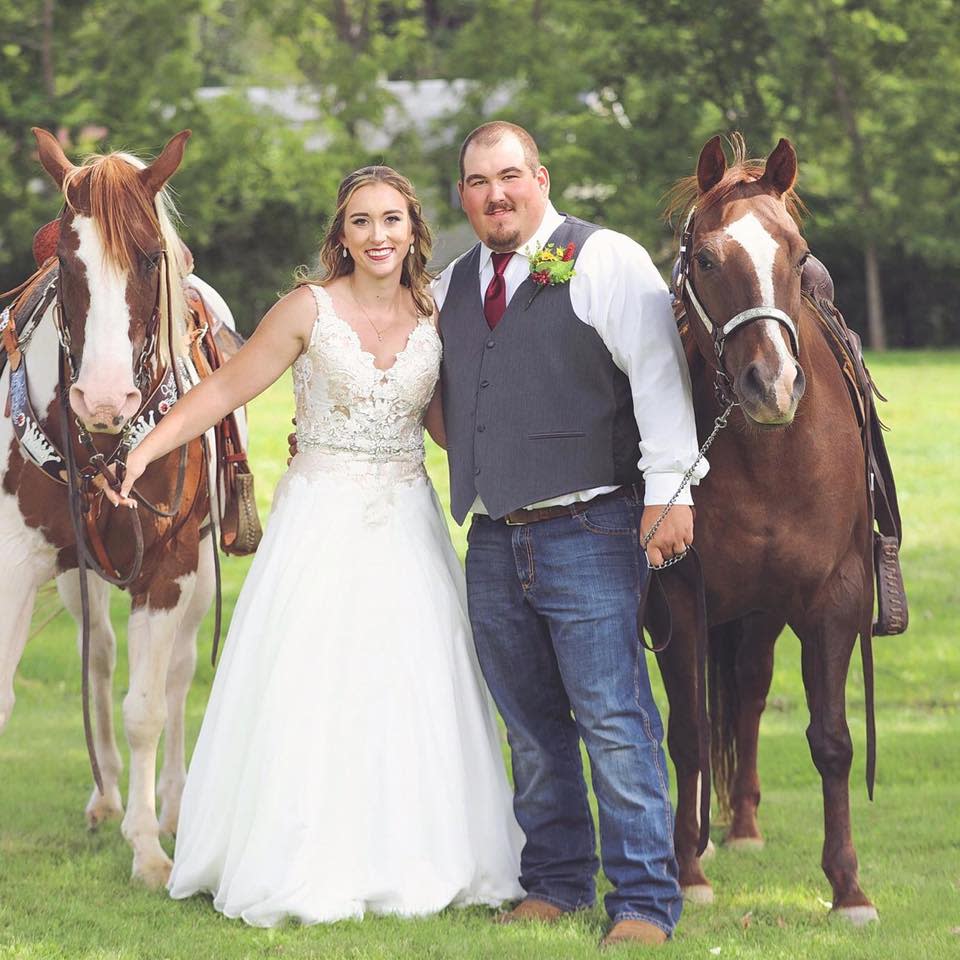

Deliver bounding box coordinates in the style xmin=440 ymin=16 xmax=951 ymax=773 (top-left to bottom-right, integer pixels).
xmin=655 ymin=136 xmax=879 ymax=923
xmin=0 ymin=129 xmax=214 ymax=887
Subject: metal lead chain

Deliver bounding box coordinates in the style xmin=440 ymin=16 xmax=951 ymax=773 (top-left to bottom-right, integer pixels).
xmin=642 ymin=401 xmax=736 ymax=570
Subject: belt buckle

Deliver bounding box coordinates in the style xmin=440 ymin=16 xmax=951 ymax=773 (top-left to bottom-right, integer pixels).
xmin=504 ymin=512 xmax=527 ymax=526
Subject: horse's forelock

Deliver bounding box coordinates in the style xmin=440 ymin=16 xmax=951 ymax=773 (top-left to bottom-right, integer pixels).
xmin=62 ymin=155 xmax=161 ymax=274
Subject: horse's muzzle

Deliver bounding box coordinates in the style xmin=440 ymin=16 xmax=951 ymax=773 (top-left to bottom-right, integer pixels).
xmin=737 ymin=360 xmax=806 ymax=425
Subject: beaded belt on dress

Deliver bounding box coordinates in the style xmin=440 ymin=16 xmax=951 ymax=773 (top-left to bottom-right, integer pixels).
xmin=290 ymin=445 xmax=426 ymax=488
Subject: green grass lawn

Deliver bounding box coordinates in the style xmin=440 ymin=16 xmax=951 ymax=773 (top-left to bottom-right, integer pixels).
xmin=1 ymin=351 xmax=958 ymax=959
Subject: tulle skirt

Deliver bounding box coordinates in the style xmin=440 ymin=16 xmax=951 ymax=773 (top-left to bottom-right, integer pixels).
xmin=167 ymin=450 xmax=524 ymax=926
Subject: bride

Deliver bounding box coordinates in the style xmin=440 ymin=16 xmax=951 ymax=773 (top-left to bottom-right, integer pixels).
xmin=105 ymin=166 xmax=523 ymax=925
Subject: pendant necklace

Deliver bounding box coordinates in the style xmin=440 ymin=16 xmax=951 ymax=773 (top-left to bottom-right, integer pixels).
xmin=350 ymin=279 xmax=398 ymax=342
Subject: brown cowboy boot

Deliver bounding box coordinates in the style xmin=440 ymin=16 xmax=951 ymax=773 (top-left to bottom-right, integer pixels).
xmin=494 ymin=897 xmax=566 ymax=924
xmin=600 ymin=919 xmax=668 ymax=948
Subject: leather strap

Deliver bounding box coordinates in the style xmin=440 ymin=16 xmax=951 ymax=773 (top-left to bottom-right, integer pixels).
xmin=501 ymin=486 xmax=635 ymax=525
xmin=637 ymin=547 xmax=712 ymax=855
xmin=82 ymin=493 xmax=121 ymax=579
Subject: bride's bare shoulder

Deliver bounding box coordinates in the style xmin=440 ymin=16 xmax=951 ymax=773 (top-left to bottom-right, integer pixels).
xmin=257 ymin=284 xmax=321 ymax=347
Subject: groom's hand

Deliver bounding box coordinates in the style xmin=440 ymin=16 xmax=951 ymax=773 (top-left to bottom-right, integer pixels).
xmin=287 ymin=417 xmax=298 ymax=465
xmin=641 ymin=504 xmax=694 ymax=568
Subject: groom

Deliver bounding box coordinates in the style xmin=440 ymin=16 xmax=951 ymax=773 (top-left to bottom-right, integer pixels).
xmin=433 ymin=122 xmax=706 ymax=947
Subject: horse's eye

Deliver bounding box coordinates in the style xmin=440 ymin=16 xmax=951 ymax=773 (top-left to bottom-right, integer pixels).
xmin=143 ymin=251 xmax=162 ymax=272
xmin=696 ymin=251 xmax=715 ymax=271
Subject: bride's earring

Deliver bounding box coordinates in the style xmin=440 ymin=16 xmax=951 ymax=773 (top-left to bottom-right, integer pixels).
xmin=409 ymin=243 xmax=415 ymax=256
xmin=342 ymin=246 xmax=349 ymax=259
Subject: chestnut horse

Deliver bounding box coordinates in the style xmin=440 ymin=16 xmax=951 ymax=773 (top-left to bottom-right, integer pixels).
xmin=0 ymin=129 xmax=214 ymax=887
xmin=654 ymin=136 xmax=880 ymax=923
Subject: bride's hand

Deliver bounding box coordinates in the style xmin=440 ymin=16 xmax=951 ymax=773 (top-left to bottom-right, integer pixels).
xmin=98 ymin=448 xmax=147 ymax=509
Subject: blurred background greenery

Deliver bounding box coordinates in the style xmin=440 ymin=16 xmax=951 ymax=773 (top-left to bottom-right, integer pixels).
xmin=2 ymin=0 xmax=958 ymax=347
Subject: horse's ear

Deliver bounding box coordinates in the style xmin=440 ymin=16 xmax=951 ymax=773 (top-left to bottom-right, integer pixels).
xmin=761 ymin=138 xmax=797 ymax=196
xmin=697 ymin=136 xmax=727 ymax=194
xmin=32 ymin=127 xmax=74 ymax=190
xmin=140 ymin=130 xmax=191 ymax=195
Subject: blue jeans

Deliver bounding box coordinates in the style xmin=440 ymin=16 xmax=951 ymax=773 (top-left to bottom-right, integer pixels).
xmin=465 ymin=491 xmax=682 ymax=934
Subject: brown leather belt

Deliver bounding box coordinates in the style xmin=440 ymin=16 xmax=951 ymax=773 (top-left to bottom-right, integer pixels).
xmin=501 ymin=486 xmax=636 ymax=526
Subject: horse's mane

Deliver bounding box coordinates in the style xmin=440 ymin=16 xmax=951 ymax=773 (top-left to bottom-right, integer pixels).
xmin=61 ymin=152 xmax=189 ymax=361
xmin=664 ymin=133 xmax=806 ymax=233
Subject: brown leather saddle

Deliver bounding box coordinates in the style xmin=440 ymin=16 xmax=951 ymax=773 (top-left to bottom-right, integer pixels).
xmin=183 ymin=284 xmax=263 ymax=556
xmin=7 ymin=221 xmax=263 ymax=558
xmin=799 ymin=256 xmax=907 ymax=636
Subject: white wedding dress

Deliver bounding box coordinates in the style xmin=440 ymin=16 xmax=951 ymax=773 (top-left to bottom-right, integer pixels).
xmin=168 ymin=284 xmax=523 ymax=925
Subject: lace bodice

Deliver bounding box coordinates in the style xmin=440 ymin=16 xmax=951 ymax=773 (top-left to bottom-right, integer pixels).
xmin=291 ymin=284 xmax=440 ymax=484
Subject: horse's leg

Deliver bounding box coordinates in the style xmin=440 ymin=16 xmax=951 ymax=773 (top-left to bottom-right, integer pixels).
xmin=56 ymin=571 xmax=125 ymax=828
xmin=0 ymin=515 xmax=55 ymax=731
xmin=158 ymin=543 xmax=214 ymax=837
xmin=724 ymin=611 xmax=784 ymax=850
xmin=655 ymin=581 xmax=712 ymax=904
xmin=0 ymin=581 xmax=41 ymax=732
xmin=121 ymin=576 xmax=195 ymax=888
xmin=796 ymin=563 xmax=877 ymax=924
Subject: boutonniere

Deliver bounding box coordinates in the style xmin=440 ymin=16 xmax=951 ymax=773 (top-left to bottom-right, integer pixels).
xmin=525 ymin=242 xmax=576 ymax=308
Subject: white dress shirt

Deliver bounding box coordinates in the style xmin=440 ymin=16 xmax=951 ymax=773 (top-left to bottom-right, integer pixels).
xmin=433 ymin=202 xmax=707 ymax=511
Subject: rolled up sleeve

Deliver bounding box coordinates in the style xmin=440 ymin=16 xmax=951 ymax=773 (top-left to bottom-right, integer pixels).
xmin=570 ymin=230 xmax=707 ymax=505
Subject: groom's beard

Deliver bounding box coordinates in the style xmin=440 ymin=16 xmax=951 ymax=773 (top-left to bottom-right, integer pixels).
xmin=483 ymin=202 xmax=521 ymax=252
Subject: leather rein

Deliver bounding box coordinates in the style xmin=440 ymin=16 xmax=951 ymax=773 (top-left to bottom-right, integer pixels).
xmin=2 ymin=242 xmax=219 ymax=794
xmin=648 ymin=205 xmax=803 ymax=855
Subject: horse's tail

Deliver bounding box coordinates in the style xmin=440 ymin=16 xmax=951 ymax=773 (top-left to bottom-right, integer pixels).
xmin=708 ymin=620 xmax=743 ymax=820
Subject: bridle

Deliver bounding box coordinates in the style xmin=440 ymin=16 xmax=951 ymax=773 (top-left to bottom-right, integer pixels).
xmin=54 ymin=239 xmax=199 ymax=795
xmin=674 ymin=206 xmax=801 ymax=406
xmin=54 ymin=241 xmax=167 ymax=393
xmin=53 ymin=241 xmax=190 ymax=529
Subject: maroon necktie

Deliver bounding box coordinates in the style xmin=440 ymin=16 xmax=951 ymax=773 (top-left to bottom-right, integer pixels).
xmin=483 ymin=252 xmax=513 ymax=330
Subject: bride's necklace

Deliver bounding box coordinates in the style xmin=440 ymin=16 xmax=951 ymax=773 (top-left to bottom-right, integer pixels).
xmin=349 ymin=279 xmax=400 ymax=342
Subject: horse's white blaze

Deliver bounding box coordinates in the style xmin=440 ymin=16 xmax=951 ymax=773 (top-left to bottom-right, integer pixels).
xmin=725 ymin=213 xmax=797 ymax=414
xmin=759 ymin=318 xmax=797 ymax=412
xmin=724 ymin=212 xmax=778 ymax=306
xmin=71 ymin=216 xmax=140 ymax=423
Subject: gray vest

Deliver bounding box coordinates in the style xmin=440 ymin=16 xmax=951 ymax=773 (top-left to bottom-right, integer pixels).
xmin=440 ymin=215 xmax=642 ymax=524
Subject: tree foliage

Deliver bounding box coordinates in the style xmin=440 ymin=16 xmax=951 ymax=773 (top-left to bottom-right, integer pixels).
xmin=1 ymin=0 xmax=957 ymax=344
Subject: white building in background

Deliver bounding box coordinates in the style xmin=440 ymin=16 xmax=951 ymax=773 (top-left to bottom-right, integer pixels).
xmin=196 ymin=79 xmax=624 ymax=268
xmin=196 ymin=79 xmax=512 ymax=267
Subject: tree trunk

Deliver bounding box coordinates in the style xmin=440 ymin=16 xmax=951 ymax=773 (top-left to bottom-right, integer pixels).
xmin=818 ymin=18 xmax=888 ymax=350
xmin=41 ymin=0 xmax=55 ymax=99
xmin=863 ymin=242 xmax=886 ymax=352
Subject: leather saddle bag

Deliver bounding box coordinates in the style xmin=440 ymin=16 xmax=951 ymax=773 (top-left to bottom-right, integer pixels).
xmin=873 ymin=532 xmax=908 ymax=636
xmin=185 ymin=284 xmax=263 ymax=556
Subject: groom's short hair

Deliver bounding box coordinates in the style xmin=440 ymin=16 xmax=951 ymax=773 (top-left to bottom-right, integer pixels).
xmin=458 ymin=122 xmax=541 ymax=181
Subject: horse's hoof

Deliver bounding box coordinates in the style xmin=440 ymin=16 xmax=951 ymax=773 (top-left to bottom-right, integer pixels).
xmin=699 ymin=839 xmax=717 ymax=861
xmin=158 ymin=806 xmax=180 ymax=839
xmin=832 ymin=905 xmax=879 ymax=926
xmin=683 ymin=884 xmax=715 ymax=905
xmin=724 ymin=836 xmax=765 ymax=851
xmin=131 ymin=854 xmax=173 ymax=890
xmin=85 ymin=792 xmax=124 ymax=831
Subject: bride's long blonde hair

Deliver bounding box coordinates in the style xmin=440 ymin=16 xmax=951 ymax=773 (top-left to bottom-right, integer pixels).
xmin=295 ymin=166 xmax=434 ymax=318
